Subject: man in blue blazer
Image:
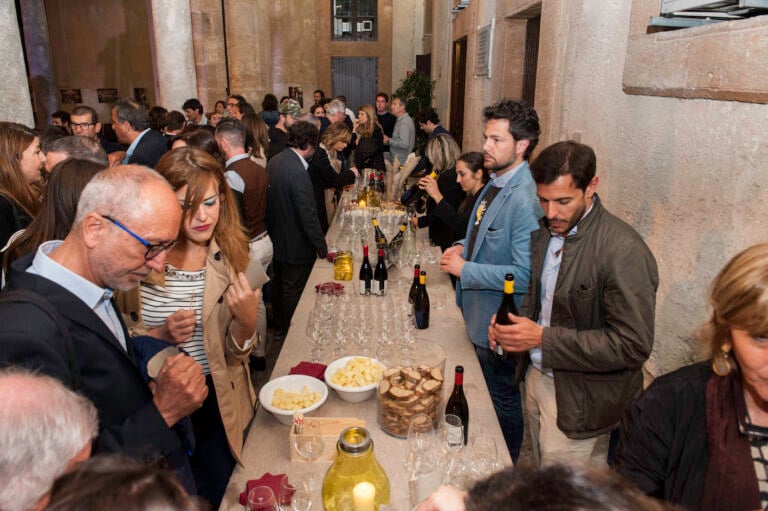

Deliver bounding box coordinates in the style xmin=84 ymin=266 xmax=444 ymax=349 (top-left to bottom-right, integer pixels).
xmin=440 ymin=99 xmax=542 ymax=461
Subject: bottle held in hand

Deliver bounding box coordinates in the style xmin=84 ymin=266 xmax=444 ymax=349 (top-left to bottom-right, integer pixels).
xmin=359 ymin=245 xmax=373 ymax=295
xmin=493 ymin=274 xmax=517 ymax=359
xmin=400 ymin=169 xmax=439 ymax=206
xmin=413 ymin=271 xmax=430 ymax=329
xmin=374 ymin=248 xmax=388 ymax=296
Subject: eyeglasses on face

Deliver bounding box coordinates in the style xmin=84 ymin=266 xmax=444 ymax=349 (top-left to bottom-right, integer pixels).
xmin=71 ymin=122 xmax=96 ymax=129
xmin=101 ymin=215 xmax=176 ymax=260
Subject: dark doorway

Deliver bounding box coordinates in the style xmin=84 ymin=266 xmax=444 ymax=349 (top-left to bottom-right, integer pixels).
xmin=449 ymin=37 xmax=467 ymax=149
xmin=522 ymin=16 xmax=541 ymax=106
xmin=331 ymin=56 xmax=378 ymax=113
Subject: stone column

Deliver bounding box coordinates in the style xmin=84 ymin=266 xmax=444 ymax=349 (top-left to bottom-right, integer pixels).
xmin=20 ymin=0 xmax=57 ymax=128
xmin=225 ymin=0 xmax=272 ymax=105
xmin=146 ymin=0 xmax=198 ymax=110
xmin=3 ymin=0 xmax=38 ymax=127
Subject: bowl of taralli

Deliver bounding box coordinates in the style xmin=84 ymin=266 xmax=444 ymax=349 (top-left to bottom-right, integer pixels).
xmin=324 ymin=356 xmax=385 ymax=403
xmin=259 ymin=374 xmax=328 ymax=425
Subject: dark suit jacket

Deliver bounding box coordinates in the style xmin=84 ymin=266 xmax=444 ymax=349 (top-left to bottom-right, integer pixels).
xmin=128 ymin=129 xmax=168 ymax=168
xmin=0 ymin=253 xmax=182 ymax=460
xmin=266 ymin=148 xmax=327 ymax=265
xmin=307 ymin=147 xmax=356 ymax=233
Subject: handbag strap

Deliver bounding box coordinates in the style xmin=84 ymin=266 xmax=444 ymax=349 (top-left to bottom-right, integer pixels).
xmin=0 ymin=288 xmax=82 ymax=390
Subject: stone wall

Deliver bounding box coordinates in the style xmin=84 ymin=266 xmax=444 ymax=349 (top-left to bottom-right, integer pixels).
xmin=430 ymin=0 xmax=768 ymax=377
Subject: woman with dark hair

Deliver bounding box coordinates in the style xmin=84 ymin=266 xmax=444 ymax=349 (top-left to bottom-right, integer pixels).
xmin=116 ymin=148 xmax=263 ymax=507
xmin=0 ymin=122 xmax=44 ymax=248
xmin=411 ymin=134 xmax=464 ymax=250
xmin=352 ymin=103 xmax=385 ymax=172
xmin=46 ymin=455 xmax=201 ymax=511
xmin=170 ymin=128 xmax=223 ymax=165
xmin=260 ymin=93 xmax=280 ymax=128
xmin=241 ymin=113 xmax=270 ymax=167
xmin=615 ymin=242 xmax=768 ymax=511
xmin=311 ymin=103 xmax=326 ymax=118
xmin=308 ymin=121 xmax=358 ymax=233
xmin=3 ymin=158 xmax=105 ymax=272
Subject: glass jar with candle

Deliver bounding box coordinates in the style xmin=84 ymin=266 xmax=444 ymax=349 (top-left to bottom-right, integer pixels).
xmin=322 ymin=426 xmax=390 ymax=510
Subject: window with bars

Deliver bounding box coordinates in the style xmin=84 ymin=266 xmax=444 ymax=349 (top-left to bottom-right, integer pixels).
xmin=332 ymin=0 xmax=377 ymax=41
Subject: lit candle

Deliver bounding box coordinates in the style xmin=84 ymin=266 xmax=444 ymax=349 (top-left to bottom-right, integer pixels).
xmin=353 ymin=481 xmax=376 ymax=511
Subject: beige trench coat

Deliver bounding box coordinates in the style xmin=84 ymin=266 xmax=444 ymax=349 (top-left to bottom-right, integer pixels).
xmin=115 ymin=240 xmax=259 ymax=463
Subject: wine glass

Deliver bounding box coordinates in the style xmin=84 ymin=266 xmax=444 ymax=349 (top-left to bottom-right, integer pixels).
xmin=278 ymin=475 xmax=297 ymax=511
xmin=406 ymin=414 xmax=441 ymax=507
xmin=293 ymin=419 xmax=324 ymax=461
xmin=248 ymin=486 xmax=278 ymax=511
xmin=442 ymin=414 xmax=464 ymax=453
xmin=290 ymin=484 xmax=312 ymax=511
xmin=469 ymin=435 xmax=499 ymax=480
xmin=305 ymin=311 xmax=322 ymax=363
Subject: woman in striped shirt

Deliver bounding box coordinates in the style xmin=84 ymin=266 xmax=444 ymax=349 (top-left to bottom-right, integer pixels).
xmin=117 ymin=147 xmax=263 ymax=507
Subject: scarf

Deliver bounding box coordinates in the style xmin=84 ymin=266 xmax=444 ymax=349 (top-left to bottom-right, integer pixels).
xmin=701 ymin=371 xmax=762 ymax=510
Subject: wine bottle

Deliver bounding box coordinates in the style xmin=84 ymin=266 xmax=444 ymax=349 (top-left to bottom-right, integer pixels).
xmin=445 ymin=365 xmax=469 ymax=445
xmin=377 ymin=173 xmax=386 ymax=195
xmin=374 ymin=248 xmax=388 ymax=296
xmin=389 ymin=222 xmax=407 ymax=246
xmin=359 ymin=245 xmax=373 ymax=295
xmin=408 ymin=264 xmax=421 ymax=304
xmin=400 ymin=169 xmax=439 ymax=206
xmin=493 ymin=273 xmax=518 ymax=359
xmin=373 ymin=218 xmax=388 ymax=247
xmin=413 ymin=271 xmax=430 ymax=329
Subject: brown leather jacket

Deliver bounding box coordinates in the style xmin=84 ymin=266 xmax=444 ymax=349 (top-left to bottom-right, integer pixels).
xmin=519 ymin=195 xmax=659 ymax=438
xmin=115 ymin=240 xmax=258 ymax=462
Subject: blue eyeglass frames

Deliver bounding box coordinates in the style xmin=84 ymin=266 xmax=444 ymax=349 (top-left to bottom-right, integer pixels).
xmin=101 ymin=215 xmax=176 ymax=260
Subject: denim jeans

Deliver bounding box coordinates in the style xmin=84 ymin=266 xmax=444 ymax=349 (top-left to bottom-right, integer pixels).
xmin=474 ymin=344 xmax=524 ymax=462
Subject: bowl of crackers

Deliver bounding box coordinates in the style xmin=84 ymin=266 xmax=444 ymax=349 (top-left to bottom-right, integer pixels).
xmin=324 ymin=356 xmax=385 ymax=403
xmin=259 ymin=374 xmax=328 ymax=425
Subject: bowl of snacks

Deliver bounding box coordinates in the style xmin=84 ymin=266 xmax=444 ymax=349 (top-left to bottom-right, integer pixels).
xmin=259 ymin=375 xmax=328 ymax=425
xmin=324 ymin=356 xmax=385 ymax=403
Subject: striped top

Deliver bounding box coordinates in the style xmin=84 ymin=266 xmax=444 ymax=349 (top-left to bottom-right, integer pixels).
xmin=140 ymin=265 xmax=209 ymax=374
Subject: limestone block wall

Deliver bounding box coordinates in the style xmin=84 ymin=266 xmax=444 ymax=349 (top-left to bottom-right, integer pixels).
xmin=189 ymin=0 xmax=229 ymax=113
xmin=429 ymin=0 xmax=768 ymax=377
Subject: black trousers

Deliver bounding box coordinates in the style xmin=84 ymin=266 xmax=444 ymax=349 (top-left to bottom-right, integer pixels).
xmin=271 ymin=259 xmax=314 ymax=334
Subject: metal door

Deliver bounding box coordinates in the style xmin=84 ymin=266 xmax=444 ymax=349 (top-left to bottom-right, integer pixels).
xmin=331 ymin=57 xmax=378 ymax=112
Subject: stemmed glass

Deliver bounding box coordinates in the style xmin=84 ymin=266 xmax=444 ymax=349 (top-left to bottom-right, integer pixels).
xmin=469 ymin=435 xmax=499 ymax=480
xmin=305 ymin=311 xmax=322 ymax=363
xmin=248 ymin=486 xmax=278 ymax=511
xmin=293 ymin=419 xmax=324 ymax=461
xmin=406 ymin=414 xmax=441 ymax=508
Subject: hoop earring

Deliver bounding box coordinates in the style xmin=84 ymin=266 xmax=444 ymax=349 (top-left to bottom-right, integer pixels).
xmin=712 ymin=343 xmax=733 ymax=376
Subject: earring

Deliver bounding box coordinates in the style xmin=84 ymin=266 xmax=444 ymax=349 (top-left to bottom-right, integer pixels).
xmin=712 ymin=343 xmax=733 ymax=376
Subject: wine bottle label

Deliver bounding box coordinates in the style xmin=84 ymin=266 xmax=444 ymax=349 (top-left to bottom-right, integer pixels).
xmin=374 ymin=280 xmax=387 ymax=296
xmin=360 ymin=279 xmax=372 ymax=295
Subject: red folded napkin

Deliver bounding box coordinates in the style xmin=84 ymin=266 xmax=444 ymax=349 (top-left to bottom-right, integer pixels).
xmin=289 ymin=361 xmax=327 ymax=381
xmin=239 ymin=472 xmax=286 ymax=506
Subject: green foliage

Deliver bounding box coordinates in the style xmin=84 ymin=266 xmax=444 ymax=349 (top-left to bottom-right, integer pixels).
xmin=394 ymin=71 xmax=435 ymax=155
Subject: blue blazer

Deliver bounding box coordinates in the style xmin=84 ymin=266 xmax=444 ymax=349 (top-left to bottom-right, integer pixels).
xmin=455 ymin=161 xmax=542 ymax=347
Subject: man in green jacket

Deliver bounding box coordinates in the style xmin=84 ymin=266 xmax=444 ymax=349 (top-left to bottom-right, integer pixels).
xmin=489 ymin=140 xmax=658 ymax=467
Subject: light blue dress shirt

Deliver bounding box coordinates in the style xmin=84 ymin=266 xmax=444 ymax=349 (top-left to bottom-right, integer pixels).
xmin=122 ymin=128 xmax=151 ymax=164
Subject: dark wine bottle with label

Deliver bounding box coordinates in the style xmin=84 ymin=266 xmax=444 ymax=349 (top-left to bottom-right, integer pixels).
xmin=493 ymin=273 xmax=517 ymax=359
xmin=445 ymin=365 xmax=469 ymax=445
xmin=408 ymin=264 xmax=421 ymax=304
xmin=400 ymin=169 xmax=439 ymax=206
xmin=359 ymin=245 xmax=373 ymax=295
xmin=374 ymin=248 xmax=388 ymax=296
xmin=373 ymin=218 xmax=387 ymax=247
xmin=414 ymin=271 xmax=430 ymax=329
xmin=389 ymin=222 xmax=407 ymax=245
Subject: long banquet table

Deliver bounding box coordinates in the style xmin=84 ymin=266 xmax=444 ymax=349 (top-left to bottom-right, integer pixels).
xmin=220 ymin=214 xmax=512 ymax=511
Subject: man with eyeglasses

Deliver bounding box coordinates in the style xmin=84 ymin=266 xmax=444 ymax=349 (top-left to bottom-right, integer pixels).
xmin=226 ymin=94 xmax=248 ymax=121
xmin=0 ymin=165 xmax=207 ymax=490
xmin=70 ymin=104 xmax=123 ymax=155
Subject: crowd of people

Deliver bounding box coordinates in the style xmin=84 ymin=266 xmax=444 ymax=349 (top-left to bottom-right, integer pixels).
xmin=0 ymin=90 xmax=765 ymax=511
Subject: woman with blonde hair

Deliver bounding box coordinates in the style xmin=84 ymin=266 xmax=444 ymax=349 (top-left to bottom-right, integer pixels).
xmin=411 ymin=133 xmax=463 ymax=250
xmin=308 ymin=121 xmax=359 ymax=232
xmin=0 ymin=122 xmax=44 ymax=248
xmin=616 ymin=242 xmax=768 ymax=511
xmin=352 ymin=103 xmax=385 ymax=172
xmin=116 ymin=148 xmax=264 ymax=507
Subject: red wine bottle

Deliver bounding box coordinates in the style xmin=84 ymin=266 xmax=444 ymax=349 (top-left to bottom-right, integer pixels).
xmin=493 ymin=274 xmax=517 ymax=359
xmin=359 ymin=245 xmax=373 ymax=295
xmin=408 ymin=264 xmax=421 ymax=304
xmin=445 ymin=365 xmax=469 ymax=445
xmin=414 ymin=271 xmax=430 ymax=329
xmin=374 ymin=248 xmax=388 ymax=296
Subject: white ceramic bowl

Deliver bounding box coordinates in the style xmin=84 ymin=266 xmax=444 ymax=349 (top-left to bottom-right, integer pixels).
xmin=324 ymin=356 xmax=385 ymax=403
xmin=259 ymin=375 xmax=328 ymax=425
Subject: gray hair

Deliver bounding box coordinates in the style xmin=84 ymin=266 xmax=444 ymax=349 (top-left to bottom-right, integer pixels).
xmin=299 ymin=113 xmax=321 ymax=130
xmin=326 ymin=99 xmax=346 ymax=118
xmin=0 ymin=367 xmax=98 ymax=511
xmin=74 ymin=165 xmax=170 ymax=226
xmin=48 ymin=136 xmax=109 ymax=167
xmin=113 ymin=98 xmax=149 ymax=132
